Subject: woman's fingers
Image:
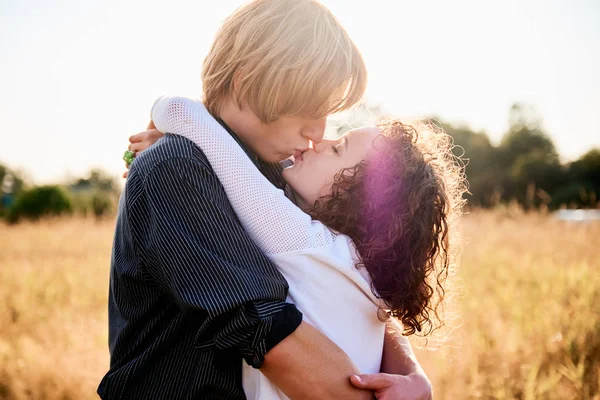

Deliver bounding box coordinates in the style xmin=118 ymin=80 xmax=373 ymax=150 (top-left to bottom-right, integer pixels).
xmin=128 ymin=129 xmax=166 ymax=153
xmin=129 ymin=131 xmax=147 ymax=143
xmin=123 ymin=126 xmax=165 ymax=179
xmin=351 ymin=373 xmax=432 ymax=400
xmin=128 ymin=141 xmax=146 ymax=152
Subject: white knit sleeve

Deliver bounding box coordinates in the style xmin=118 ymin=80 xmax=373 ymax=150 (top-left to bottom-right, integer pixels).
xmin=151 ymin=96 xmax=335 ymax=255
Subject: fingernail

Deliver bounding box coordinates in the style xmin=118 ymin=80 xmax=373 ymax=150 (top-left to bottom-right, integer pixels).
xmin=353 ymin=375 xmax=362 ymax=383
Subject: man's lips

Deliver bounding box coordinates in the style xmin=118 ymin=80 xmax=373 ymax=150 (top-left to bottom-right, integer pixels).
xmin=293 ymin=150 xmax=304 ymax=161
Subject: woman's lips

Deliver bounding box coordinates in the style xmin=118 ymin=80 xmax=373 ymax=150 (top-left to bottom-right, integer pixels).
xmin=293 ymin=150 xmax=304 ymax=161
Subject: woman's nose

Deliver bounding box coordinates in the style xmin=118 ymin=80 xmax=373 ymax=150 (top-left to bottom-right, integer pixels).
xmin=313 ymin=138 xmax=336 ymax=153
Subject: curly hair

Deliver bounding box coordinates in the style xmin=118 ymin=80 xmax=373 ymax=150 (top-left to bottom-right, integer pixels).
xmin=309 ymin=120 xmax=466 ymax=336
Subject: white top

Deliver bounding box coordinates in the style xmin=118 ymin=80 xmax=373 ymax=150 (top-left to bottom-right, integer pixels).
xmin=151 ymin=96 xmax=386 ymax=400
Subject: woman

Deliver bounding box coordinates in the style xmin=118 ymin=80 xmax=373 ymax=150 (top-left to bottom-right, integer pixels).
xmin=148 ymin=96 xmax=466 ymax=399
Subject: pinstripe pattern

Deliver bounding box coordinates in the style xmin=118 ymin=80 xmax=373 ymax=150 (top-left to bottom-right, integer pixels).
xmin=98 ymin=130 xmax=302 ymax=399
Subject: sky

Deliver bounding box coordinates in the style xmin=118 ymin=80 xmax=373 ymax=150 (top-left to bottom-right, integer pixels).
xmin=1 ymin=0 xmax=599 ymax=184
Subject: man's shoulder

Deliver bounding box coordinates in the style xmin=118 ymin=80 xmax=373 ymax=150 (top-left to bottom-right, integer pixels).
xmin=128 ymin=134 xmax=211 ymax=180
xmin=122 ymin=135 xmax=220 ymax=211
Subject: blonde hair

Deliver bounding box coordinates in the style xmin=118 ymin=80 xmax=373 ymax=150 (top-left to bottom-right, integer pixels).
xmin=201 ymin=0 xmax=367 ymax=123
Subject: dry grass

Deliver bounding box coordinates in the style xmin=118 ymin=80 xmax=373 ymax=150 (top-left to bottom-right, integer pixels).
xmin=0 ymin=211 xmax=598 ymax=399
xmin=0 ymin=219 xmax=110 ymax=399
xmin=413 ymin=210 xmax=600 ymax=399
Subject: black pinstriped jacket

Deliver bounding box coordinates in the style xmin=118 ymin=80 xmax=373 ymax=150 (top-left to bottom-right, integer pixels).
xmin=98 ymin=124 xmax=302 ymax=400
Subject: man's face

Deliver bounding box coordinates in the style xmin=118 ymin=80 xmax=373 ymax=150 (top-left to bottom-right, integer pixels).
xmin=218 ymin=98 xmax=327 ymax=163
xmin=255 ymin=115 xmax=327 ymax=163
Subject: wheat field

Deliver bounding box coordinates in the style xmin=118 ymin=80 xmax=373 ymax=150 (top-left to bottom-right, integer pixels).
xmin=0 ymin=211 xmax=598 ymax=399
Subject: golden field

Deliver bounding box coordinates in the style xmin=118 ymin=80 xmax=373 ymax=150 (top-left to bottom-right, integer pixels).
xmin=0 ymin=211 xmax=598 ymax=399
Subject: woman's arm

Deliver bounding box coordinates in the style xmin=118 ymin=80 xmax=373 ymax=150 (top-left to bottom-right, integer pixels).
xmin=380 ymin=320 xmax=427 ymax=376
xmin=151 ymin=96 xmax=335 ymax=255
xmin=350 ymin=319 xmax=432 ymax=399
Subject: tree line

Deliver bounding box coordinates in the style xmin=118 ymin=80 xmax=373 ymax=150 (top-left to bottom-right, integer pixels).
xmin=0 ymin=168 xmax=119 ymax=223
xmin=438 ymin=103 xmax=599 ymax=209
xmin=1 ymin=102 xmax=598 ymax=223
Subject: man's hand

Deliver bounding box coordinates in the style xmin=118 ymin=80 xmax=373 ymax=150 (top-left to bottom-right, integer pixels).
xmin=123 ymin=120 xmax=165 ymax=178
xmin=350 ymin=372 xmax=432 ymax=400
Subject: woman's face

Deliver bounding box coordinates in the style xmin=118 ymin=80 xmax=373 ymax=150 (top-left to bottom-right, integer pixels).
xmin=282 ymin=127 xmax=381 ymax=209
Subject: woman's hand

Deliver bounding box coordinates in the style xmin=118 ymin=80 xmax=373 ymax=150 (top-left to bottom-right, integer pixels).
xmin=350 ymin=372 xmax=433 ymax=400
xmin=123 ymin=120 xmax=165 ymax=178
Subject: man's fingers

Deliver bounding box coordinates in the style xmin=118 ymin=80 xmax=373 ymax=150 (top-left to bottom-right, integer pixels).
xmin=351 ymin=374 xmax=395 ymax=390
xmin=146 ymin=120 xmax=156 ymax=130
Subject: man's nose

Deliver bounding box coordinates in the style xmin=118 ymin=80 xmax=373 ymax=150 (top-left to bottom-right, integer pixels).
xmin=302 ymin=117 xmax=327 ymax=144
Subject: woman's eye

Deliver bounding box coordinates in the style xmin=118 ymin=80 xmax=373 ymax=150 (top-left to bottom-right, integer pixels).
xmin=332 ymin=145 xmax=339 ymax=154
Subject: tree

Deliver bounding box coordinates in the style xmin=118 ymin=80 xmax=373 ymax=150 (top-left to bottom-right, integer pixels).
xmin=7 ymin=185 xmax=72 ymax=223
xmin=498 ymin=103 xmax=563 ymax=206
xmin=510 ymin=150 xmax=563 ymax=207
xmin=553 ymin=149 xmax=600 ymax=208
xmin=67 ymin=169 xmax=120 ymax=218
xmin=70 ymin=169 xmax=118 ymax=194
xmin=568 ymin=149 xmax=600 ymax=184
xmin=435 ymin=121 xmax=501 ymax=207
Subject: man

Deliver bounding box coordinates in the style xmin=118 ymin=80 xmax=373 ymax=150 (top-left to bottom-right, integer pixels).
xmin=102 ymin=1 xmax=432 ymax=398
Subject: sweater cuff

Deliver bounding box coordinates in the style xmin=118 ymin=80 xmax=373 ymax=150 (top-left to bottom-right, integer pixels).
xmin=150 ymin=95 xmax=169 ymax=133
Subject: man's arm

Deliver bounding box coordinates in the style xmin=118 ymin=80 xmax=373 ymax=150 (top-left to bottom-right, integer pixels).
xmin=136 ymin=150 xmax=371 ymax=399
xmin=263 ymin=322 xmax=372 ymax=400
